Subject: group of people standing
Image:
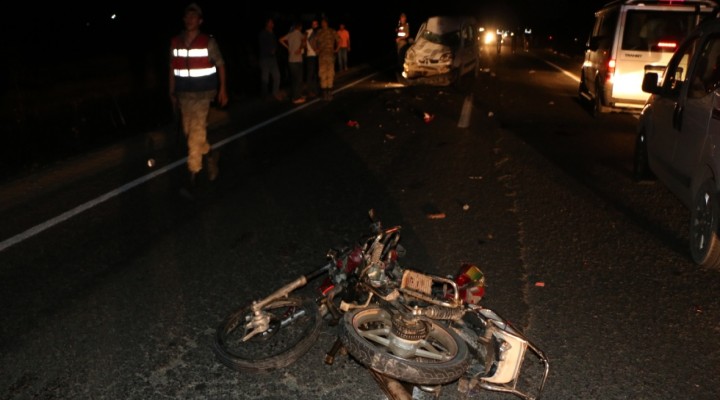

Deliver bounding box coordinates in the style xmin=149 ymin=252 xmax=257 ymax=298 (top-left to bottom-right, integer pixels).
xmin=260 ymin=17 xmax=351 ymax=104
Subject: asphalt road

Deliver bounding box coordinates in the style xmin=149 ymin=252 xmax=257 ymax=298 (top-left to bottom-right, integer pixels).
xmin=1 ymin=47 xmax=719 ymax=400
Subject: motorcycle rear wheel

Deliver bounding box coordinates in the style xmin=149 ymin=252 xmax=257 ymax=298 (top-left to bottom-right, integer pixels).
xmin=341 ymin=307 xmax=469 ymax=385
xmin=213 ymin=297 xmax=322 ymax=372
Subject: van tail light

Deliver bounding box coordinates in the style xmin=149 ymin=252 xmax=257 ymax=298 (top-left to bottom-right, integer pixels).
xmin=606 ymin=59 xmax=616 ymax=83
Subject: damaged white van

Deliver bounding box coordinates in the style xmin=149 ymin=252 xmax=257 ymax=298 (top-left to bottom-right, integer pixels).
xmin=401 ymin=16 xmax=480 ymax=86
xmin=579 ymin=0 xmax=718 ymax=116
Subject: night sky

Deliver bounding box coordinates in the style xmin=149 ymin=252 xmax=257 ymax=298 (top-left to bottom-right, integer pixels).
xmin=6 ymin=1 xmax=608 ymax=55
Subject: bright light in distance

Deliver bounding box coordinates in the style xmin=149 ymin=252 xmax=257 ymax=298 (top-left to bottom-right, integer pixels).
xmin=524 ymin=28 xmax=532 ymax=34
xmin=111 ymin=13 xmax=117 ymax=20
xmin=484 ymin=32 xmax=496 ymax=44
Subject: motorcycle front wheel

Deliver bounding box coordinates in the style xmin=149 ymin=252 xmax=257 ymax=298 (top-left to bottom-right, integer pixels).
xmin=340 ymin=307 xmax=469 ymax=385
xmin=213 ymin=297 xmax=322 ymax=372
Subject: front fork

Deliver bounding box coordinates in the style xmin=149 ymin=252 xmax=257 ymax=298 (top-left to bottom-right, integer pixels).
xmin=460 ymin=306 xmax=550 ymax=400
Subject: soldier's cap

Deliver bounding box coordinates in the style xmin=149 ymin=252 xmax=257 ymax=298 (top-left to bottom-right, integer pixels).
xmin=185 ymin=3 xmax=202 ymax=17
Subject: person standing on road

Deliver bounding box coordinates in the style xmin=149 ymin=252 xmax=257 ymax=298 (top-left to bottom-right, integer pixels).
xmin=336 ymin=23 xmax=351 ymax=72
xmin=312 ymin=17 xmax=338 ymax=101
xmin=304 ymin=19 xmax=320 ymax=97
xmin=396 ymin=13 xmax=410 ymax=72
xmin=280 ymin=22 xmax=307 ymax=104
xmin=258 ymin=17 xmax=282 ymax=101
xmin=169 ymin=3 xmax=227 ymax=190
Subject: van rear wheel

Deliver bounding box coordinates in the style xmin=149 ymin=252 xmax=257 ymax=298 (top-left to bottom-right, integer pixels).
xmin=593 ymin=81 xmax=611 ymax=117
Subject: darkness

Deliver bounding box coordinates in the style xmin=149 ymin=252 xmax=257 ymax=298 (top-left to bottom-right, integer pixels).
xmin=0 ymin=1 xmax=607 ymax=182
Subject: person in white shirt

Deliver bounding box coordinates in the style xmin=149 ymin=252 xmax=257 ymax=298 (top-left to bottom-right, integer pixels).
xmin=304 ymin=19 xmax=320 ymax=98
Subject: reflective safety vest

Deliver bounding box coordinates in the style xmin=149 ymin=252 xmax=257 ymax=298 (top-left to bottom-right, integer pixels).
xmin=171 ymin=33 xmax=218 ymax=92
xmin=396 ymin=23 xmax=409 ymax=40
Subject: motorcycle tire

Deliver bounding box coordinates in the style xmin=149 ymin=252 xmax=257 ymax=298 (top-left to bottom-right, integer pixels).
xmin=340 ymin=306 xmax=469 ymax=385
xmin=213 ymin=297 xmax=322 ymax=372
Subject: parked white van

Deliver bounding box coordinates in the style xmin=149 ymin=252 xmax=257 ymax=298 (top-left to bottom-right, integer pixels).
xmin=579 ymin=0 xmax=718 ymax=116
xmin=401 ymin=16 xmax=480 ymax=86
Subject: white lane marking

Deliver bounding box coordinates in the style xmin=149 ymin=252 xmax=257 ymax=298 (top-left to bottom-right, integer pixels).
xmin=0 ymin=72 xmax=381 ymax=253
xmin=543 ymin=60 xmax=581 ymax=83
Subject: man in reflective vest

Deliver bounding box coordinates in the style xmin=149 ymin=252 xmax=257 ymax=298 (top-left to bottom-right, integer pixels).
xmin=169 ymin=3 xmax=227 ymax=191
xmin=396 ymin=13 xmax=410 ymax=72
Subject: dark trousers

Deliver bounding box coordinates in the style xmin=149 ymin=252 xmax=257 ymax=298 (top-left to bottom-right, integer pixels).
xmin=288 ymin=61 xmax=304 ymax=100
xmin=305 ymin=56 xmax=318 ymax=95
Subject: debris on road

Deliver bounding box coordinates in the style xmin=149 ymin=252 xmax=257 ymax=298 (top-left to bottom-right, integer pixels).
xmin=427 ymin=212 xmax=446 ymax=219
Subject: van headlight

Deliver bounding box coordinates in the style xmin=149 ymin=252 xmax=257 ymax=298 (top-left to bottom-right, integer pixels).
xmin=439 ymin=52 xmax=453 ymax=63
xmin=406 ymin=49 xmax=416 ymax=62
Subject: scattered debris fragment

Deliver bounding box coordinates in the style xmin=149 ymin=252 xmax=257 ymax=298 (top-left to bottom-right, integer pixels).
xmin=347 ymin=120 xmax=360 ymax=129
xmin=495 ymin=157 xmax=510 ymax=167
xmin=462 ymin=204 xmax=470 ymax=211
xmin=469 ymin=176 xmax=483 ymax=180
xmin=427 ymin=212 xmax=446 ymax=219
xmin=423 ymin=112 xmax=435 ymax=123
xmin=535 ymin=282 xmax=545 ymax=287
xmin=385 ymin=133 xmax=396 ymax=140
xmin=488 ymin=111 xmax=494 ymax=117
xmin=147 ymin=158 xmax=155 ymax=168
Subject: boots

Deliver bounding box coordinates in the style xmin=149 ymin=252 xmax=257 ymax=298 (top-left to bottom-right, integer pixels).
xmin=179 ymin=170 xmax=199 ymax=201
xmin=323 ymin=89 xmax=333 ymax=101
xmin=206 ymin=150 xmax=220 ymax=181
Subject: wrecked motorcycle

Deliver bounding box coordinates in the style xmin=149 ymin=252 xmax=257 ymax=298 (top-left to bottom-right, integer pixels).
xmin=213 ymin=211 xmax=549 ymax=400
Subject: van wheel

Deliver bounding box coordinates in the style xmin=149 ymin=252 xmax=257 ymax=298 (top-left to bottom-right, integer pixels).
xmin=578 ymin=77 xmax=589 ymax=100
xmin=632 ymin=129 xmax=655 ymax=182
xmin=690 ymin=179 xmax=720 ymax=269
xmin=593 ymin=81 xmax=610 ymax=117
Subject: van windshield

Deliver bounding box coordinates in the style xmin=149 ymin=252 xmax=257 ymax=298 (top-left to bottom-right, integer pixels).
xmin=621 ymin=10 xmax=708 ymax=52
xmin=418 ymin=29 xmax=461 ymax=47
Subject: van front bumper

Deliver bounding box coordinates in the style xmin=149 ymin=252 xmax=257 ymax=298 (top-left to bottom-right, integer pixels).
xmin=402 ymin=64 xmax=457 ymax=86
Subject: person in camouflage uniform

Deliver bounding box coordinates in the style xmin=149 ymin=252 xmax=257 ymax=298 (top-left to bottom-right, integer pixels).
xmin=169 ymin=3 xmax=227 ymax=191
xmin=311 ymin=18 xmax=338 ymax=101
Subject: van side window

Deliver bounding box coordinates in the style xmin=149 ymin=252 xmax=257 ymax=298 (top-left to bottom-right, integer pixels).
xmin=688 ymin=34 xmax=720 ymax=98
xmin=662 ymin=36 xmax=700 ymax=96
xmin=462 ymin=25 xmax=472 ymax=48
xmin=594 ymin=9 xmax=618 ymax=51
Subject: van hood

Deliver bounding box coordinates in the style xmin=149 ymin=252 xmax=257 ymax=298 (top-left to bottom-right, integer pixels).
xmin=409 ymin=37 xmax=450 ymax=61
